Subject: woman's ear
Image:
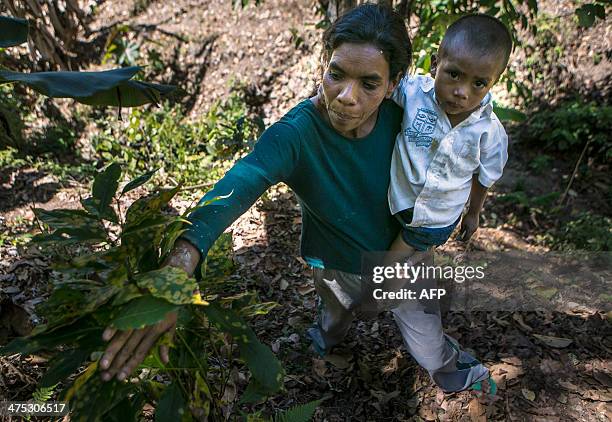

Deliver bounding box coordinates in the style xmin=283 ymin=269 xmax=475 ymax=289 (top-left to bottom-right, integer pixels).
xmin=385 ymin=72 xmax=403 ymax=98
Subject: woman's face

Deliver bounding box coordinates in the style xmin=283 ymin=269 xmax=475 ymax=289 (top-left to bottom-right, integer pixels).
xmin=319 ymin=42 xmax=398 ymax=138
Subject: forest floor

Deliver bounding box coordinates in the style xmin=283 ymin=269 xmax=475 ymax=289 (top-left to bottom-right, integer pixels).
xmin=1 ymin=0 xmax=611 ymax=421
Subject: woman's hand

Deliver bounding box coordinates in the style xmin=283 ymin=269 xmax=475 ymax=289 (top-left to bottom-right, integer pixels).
xmin=100 ymin=311 xmax=177 ymax=381
xmin=100 ymin=239 xmax=201 ymax=381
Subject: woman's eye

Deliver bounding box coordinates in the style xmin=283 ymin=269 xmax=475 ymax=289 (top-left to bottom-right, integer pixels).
xmin=363 ymin=82 xmax=377 ymax=90
xmin=329 ymin=72 xmax=341 ymax=81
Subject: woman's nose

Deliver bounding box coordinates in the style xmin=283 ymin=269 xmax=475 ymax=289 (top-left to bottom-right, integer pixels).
xmin=337 ymin=82 xmax=358 ymax=105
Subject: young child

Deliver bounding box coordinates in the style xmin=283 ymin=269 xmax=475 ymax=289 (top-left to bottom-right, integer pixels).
xmin=389 ymin=13 xmax=511 ymax=257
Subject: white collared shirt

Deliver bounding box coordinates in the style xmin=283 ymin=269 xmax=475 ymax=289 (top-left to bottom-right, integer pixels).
xmin=388 ymin=75 xmax=508 ymax=228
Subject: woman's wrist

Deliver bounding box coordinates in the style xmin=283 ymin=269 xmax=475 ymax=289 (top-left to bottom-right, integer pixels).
xmin=163 ymin=239 xmax=201 ymax=277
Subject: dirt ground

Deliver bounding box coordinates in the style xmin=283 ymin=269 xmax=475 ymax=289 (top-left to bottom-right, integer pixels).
xmin=1 ymin=0 xmax=611 ymax=421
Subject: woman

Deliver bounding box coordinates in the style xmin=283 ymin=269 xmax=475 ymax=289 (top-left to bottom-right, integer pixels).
xmin=99 ymin=3 xmax=491 ymax=396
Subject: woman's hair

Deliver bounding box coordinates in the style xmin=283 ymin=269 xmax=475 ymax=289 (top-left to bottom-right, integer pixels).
xmin=321 ymin=3 xmax=412 ymax=79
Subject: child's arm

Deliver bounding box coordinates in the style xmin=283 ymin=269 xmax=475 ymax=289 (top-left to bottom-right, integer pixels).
xmin=459 ymin=176 xmax=488 ymax=241
xmin=459 ymin=121 xmax=508 ymax=241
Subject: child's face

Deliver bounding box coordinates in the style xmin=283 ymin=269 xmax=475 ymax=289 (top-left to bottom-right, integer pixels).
xmin=433 ymin=47 xmax=503 ymax=121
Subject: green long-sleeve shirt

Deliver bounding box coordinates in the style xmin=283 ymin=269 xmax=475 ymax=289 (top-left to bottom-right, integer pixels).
xmin=182 ymin=98 xmax=402 ymax=275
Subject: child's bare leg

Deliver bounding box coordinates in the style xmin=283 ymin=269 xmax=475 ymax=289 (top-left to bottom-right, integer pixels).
xmin=389 ymin=232 xmax=416 ymax=255
xmin=387 ymin=233 xmax=431 ymax=267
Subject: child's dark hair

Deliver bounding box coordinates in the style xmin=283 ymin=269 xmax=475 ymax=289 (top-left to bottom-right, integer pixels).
xmin=321 ymin=3 xmax=412 ymax=79
xmin=440 ymin=13 xmax=513 ymax=74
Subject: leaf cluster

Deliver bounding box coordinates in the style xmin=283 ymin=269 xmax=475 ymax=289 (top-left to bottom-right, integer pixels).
xmin=92 ymin=90 xmax=261 ymax=184
xmin=0 ymin=164 xmax=289 ymax=421
xmin=522 ymin=101 xmax=612 ymax=160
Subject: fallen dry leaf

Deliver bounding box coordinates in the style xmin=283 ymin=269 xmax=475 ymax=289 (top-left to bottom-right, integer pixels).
xmin=279 ymin=279 xmax=289 ymax=290
xmin=312 ymin=358 xmax=327 ymax=377
xmin=581 ymin=389 xmax=612 ymax=402
xmin=468 ymin=397 xmax=486 ymax=422
xmin=532 ymin=334 xmax=573 ymax=348
xmin=540 ymin=358 xmax=564 ymax=374
xmin=522 ymin=388 xmax=536 ymax=401
xmin=324 ymin=353 xmax=352 ymax=370
xmin=489 ymin=362 xmax=524 ymax=389
xmin=558 ymin=380 xmax=580 ymax=392
xmin=297 ymin=283 xmax=315 ymax=295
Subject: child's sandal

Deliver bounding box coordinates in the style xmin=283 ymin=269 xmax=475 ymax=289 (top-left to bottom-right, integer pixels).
xmin=470 ymin=374 xmax=497 ymax=397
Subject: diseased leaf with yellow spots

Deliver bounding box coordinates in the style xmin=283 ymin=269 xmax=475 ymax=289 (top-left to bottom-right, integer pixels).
xmin=135 ymin=267 xmax=198 ymax=305
xmin=38 ymin=285 xmax=118 ymax=331
xmin=67 ymin=369 xmax=134 ymax=422
xmin=63 ymin=360 xmax=98 ymax=403
xmin=125 ymin=186 xmax=181 ymax=228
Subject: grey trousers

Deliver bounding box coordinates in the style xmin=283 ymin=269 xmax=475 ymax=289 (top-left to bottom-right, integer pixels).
xmin=309 ymin=266 xmax=489 ymax=393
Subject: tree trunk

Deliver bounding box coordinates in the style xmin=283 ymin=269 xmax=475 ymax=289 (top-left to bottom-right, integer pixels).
xmin=321 ymin=0 xmax=413 ymax=23
xmin=0 ymin=103 xmax=24 ymax=150
xmin=1 ymin=0 xmax=90 ymax=70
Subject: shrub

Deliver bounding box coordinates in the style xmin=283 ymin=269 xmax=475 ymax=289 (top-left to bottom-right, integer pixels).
xmin=522 ymin=101 xmax=612 ymax=161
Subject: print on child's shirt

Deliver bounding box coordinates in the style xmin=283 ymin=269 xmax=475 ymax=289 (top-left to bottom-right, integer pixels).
xmin=404 ymin=108 xmax=437 ymax=148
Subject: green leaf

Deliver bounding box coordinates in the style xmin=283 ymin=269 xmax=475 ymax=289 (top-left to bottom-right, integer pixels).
xmin=92 ymin=162 xmax=121 ymax=215
xmin=79 ymin=79 xmax=177 ymax=107
xmin=0 ymin=317 xmax=103 ymax=355
xmin=493 ymin=104 xmax=526 ymax=122
xmin=239 ymin=301 xmax=278 ymax=318
xmin=155 ymin=382 xmax=188 ymax=422
xmin=527 ymin=0 xmax=538 ymax=13
xmin=135 ymin=267 xmax=199 ymax=305
xmin=0 ymin=67 xmax=176 ymax=107
xmin=65 ymin=249 xmax=125 ymax=273
xmin=32 ymin=383 xmax=57 ymax=403
xmin=125 ymin=186 xmax=181 ymax=227
xmin=121 ymin=168 xmax=158 ymax=195
xmin=203 ymin=304 xmax=283 ymax=395
xmin=40 ymin=349 xmax=90 ymax=388
xmin=58 ymin=226 xmax=108 ymax=243
xmin=39 ymin=285 xmax=118 ymax=331
xmin=1 ymin=67 xmax=141 ymax=97
xmin=111 ymin=295 xmax=178 ymax=330
xmin=240 ymin=378 xmax=271 ymax=404
xmin=200 ymin=233 xmax=235 ymax=283
xmin=576 ymin=6 xmax=596 ymax=27
xmin=105 ymin=394 xmax=145 ymax=422
xmin=33 ymin=208 xmax=108 ymax=244
xmin=34 ymin=208 xmax=100 ymax=230
xmin=81 ymin=197 xmax=119 ymax=223
xmin=274 ymin=400 xmax=322 ymax=422
xmin=160 ymin=221 xmax=188 ymax=261
xmin=68 ymin=376 xmax=134 ymax=422
xmin=594 ymin=4 xmax=606 ymax=19
xmin=122 ymin=215 xmax=177 ymax=237
xmin=122 ymin=215 xmax=179 ymax=272
xmin=0 ymin=16 xmax=28 ymax=48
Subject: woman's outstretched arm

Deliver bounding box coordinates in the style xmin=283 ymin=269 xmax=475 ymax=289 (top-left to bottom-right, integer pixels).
xmin=99 ymin=120 xmax=301 ymax=381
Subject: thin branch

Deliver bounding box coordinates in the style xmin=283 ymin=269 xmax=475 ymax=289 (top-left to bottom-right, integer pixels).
xmin=559 ymin=139 xmax=590 ymax=205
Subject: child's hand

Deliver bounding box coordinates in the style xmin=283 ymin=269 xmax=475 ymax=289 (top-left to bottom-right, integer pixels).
xmin=459 ymin=212 xmax=479 ymax=241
